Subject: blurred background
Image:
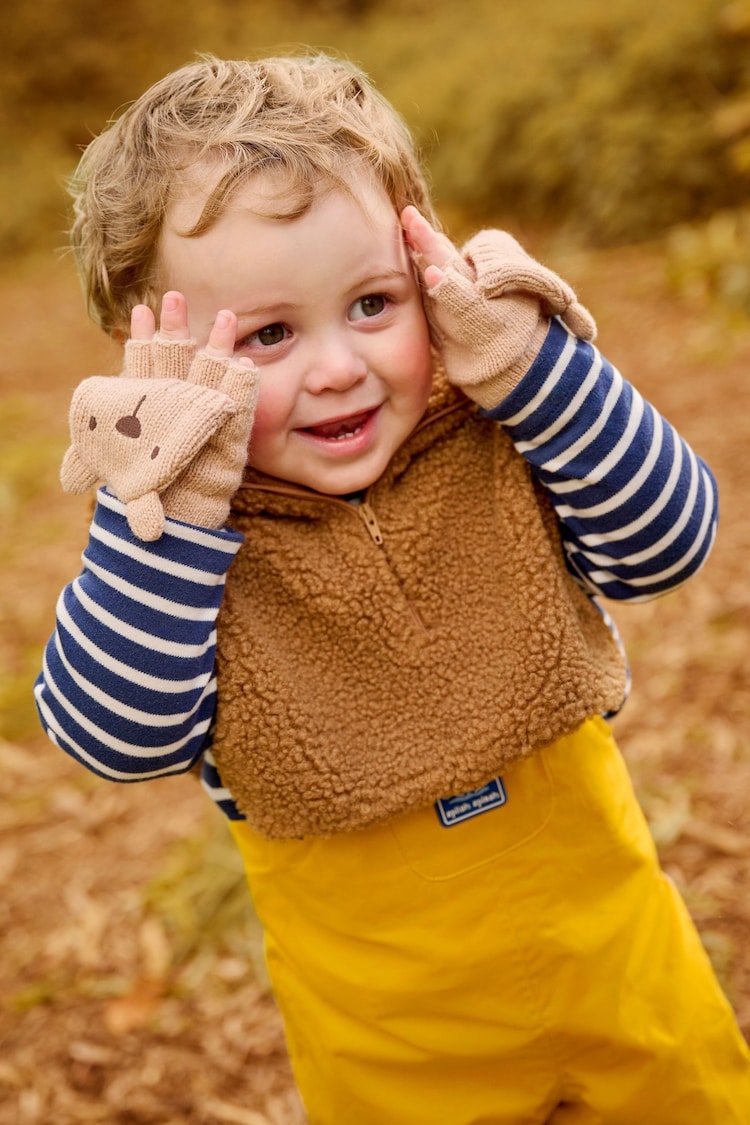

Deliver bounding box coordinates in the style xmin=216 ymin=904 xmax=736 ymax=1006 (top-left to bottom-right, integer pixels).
xmin=1 ymin=2 xmax=750 ymax=1122
xmin=4 ymin=0 xmax=750 ymax=255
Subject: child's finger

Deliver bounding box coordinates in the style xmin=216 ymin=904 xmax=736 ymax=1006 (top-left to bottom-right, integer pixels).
xmin=423 ymin=265 xmax=446 ymax=289
xmin=130 ymin=304 xmax=156 ymax=341
xmin=203 ymin=309 xmax=238 ymax=358
xmin=126 ymin=306 xmax=158 ymax=379
xmin=156 ymin=291 xmax=191 ymax=340
xmin=150 ymin=291 xmax=194 ymax=380
xmin=401 ymin=206 xmax=456 ymax=271
xmin=188 ymin=309 xmax=259 ymax=390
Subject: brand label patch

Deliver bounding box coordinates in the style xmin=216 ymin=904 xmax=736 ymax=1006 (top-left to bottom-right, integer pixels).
xmin=435 ymin=777 xmax=508 ymax=827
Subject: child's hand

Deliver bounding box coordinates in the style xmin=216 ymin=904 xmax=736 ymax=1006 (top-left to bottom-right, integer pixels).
xmin=401 ymin=206 xmax=461 ymax=290
xmin=61 ymin=293 xmax=259 ymax=540
xmin=401 ymin=207 xmax=596 ymax=409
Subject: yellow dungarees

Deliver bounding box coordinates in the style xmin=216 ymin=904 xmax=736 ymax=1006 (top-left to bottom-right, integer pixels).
xmin=231 ymin=718 xmax=750 ymax=1125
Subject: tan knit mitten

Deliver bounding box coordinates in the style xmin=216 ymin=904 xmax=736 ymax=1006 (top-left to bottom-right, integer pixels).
xmin=424 ymin=230 xmax=597 ymax=409
xmin=61 ymin=338 xmax=259 ymax=541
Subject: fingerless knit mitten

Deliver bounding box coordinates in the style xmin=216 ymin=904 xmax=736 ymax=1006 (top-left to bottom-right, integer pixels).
xmin=61 ymin=338 xmax=259 ymax=541
xmin=425 ymin=230 xmax=597 ymax=409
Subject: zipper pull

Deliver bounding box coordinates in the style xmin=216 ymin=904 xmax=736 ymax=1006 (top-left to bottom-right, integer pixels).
xmin=357 ymin=501 xmax=384 ymax=545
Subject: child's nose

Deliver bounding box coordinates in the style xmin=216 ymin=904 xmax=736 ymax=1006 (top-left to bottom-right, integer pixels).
xmin=304 ymin=337 xmax=367 ymax=395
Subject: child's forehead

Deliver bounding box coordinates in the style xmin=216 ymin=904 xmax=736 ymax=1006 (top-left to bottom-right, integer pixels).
xmin=165 ymin=156 xmax=395 ymax=234
xmin=158 ymin=166 xmax=409 ymax=310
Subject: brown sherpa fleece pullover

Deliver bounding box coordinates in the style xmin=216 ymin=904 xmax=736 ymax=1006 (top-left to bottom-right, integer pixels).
xmin=211 ymin=372 xmax=627 ymax=839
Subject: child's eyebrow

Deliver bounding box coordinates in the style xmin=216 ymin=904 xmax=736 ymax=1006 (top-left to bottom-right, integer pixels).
xmin=233 ymin=269 xmax=410 ymax=324
xmin=351 ymin=268 xmax=409 ymax=289
xmin=355 ymin=267 xmax=407 ymax=285
xmin=234 ymin=300 xmax=297 ymax=322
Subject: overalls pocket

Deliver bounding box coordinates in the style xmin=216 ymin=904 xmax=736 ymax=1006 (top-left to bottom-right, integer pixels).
xmin=388 ymin=750 xmax=553 ymax=881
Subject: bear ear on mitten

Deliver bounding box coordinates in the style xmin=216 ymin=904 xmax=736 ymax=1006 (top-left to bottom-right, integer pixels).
xmin=463 ymin=230 xmax=597 ymax=343
xmin=120 ymin=491 xmax=169 ymax=542
xmin=60 ymin=446 xmax=99 ymax=494
xmin=60 ymin=433 xmax=167 ymax=541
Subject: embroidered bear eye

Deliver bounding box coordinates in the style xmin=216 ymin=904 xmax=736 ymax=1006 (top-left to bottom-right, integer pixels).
xmin=89 ymin=416 xmax=97 ymax=430
xmin=151 ymin=446 xmax=160 ymax=460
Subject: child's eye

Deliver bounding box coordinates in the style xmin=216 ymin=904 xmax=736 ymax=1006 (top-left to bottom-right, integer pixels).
xmin=255 ymin=323 xmax=287 ymax=346
xmin=350 ymin=294 xmax=387 ymax=320
xmin=235 ymin=322 xmax=290 ymax=354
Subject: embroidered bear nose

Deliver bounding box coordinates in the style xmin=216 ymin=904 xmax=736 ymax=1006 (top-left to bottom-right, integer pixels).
xmin=116 ymin=394 xmax=147 ymax=438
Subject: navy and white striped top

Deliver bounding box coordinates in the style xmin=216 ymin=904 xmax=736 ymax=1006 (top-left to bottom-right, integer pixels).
xmin=35 ymin=320 xmax=718 ymax=820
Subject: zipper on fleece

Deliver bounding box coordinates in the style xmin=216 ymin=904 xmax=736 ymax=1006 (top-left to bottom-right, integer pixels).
xmin=357 ymin=501 xmax=384 ymax=545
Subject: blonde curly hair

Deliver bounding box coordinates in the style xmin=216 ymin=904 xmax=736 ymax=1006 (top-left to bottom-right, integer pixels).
xmin=69 ymin=54 xmax=437 ymax=338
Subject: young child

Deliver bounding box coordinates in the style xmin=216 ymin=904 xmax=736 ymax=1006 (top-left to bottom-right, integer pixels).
xmin=36 ymin=54 xmax=750 ymax=1123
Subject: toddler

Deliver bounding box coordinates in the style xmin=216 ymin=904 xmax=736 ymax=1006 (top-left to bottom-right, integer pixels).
xmin=36 ymin=54 xmax=750 ymax=1123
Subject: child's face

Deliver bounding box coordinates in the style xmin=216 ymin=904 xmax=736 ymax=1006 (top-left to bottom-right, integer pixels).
xmin=159 ymin=174 xmax=434 ymax=494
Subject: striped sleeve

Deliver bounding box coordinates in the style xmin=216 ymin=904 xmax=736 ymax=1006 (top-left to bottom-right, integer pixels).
xmin=199 ymin=748 xmax=247 ymax=821
xmin=484 ymin=318 xmax=719 ymax=602
xmin=34 ymin=488 xmax=243 ymax=785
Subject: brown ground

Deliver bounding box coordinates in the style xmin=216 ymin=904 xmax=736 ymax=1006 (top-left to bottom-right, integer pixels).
xmin=0 ymin=242 xmax=748 ymax=1123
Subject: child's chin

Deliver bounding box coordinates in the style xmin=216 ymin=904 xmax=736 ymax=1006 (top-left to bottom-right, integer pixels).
xmin=314 ymin=468 xmax=378 ymax=496
xmin=308 ymin=454 xmax=385 ymax=495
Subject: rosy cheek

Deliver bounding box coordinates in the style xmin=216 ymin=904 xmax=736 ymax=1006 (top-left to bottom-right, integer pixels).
xmin=248 ymin=380 xmax=289 ymax=448
xmin=247 ymin=409 xmax=273 ymax=458
xmin=403 ymin=334 xmax=434 ymax=391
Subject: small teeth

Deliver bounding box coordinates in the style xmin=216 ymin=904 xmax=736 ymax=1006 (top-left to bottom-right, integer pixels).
xmin=331 ymin=425 xmax=363 ymax=440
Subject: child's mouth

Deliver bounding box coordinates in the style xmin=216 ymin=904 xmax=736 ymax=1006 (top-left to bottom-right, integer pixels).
xmin=302 ymin=409 xmax=374 ymax=441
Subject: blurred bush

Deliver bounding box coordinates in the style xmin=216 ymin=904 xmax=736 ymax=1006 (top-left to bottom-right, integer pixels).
xmin=3 ymin=0 xmax=750 ymax=256
xmin=667 ymin=208 xmax=750 ymax=320
xmin=425 ymin=0 xmax=750 ymax=243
